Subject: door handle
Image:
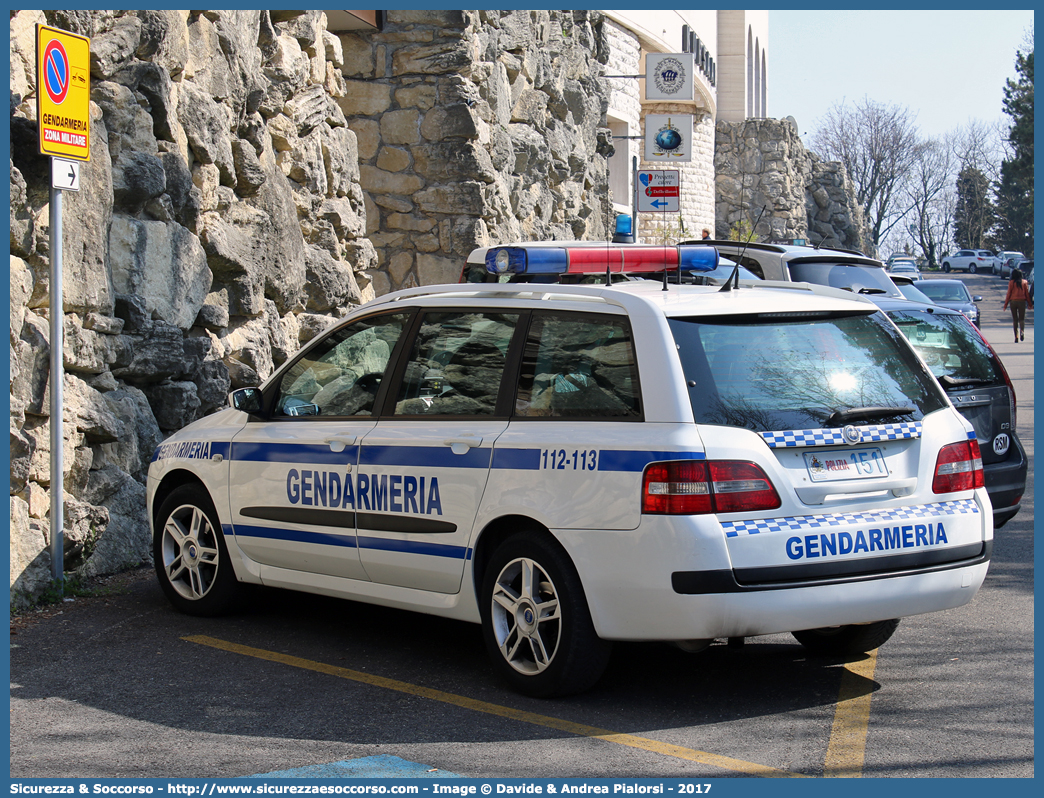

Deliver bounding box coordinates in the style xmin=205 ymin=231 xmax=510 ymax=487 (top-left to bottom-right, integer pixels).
xmin=444 ymin=436 xmax=483 ymax=455
xmin=325 ymin=435 xmax=357 ymax=453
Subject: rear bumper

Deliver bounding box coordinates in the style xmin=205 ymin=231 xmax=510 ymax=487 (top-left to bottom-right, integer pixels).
xmin=984 ymin=434 xmax=1028 ymax=526
xmin=672 ymin=539 xmax=991 ymax=594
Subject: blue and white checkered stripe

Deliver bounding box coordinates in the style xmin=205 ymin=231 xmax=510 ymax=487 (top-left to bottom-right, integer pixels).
xmin=759 ymin=421 xmax=922 ymax=449
xmin=721 ymin=498 xmax=979 ymax=538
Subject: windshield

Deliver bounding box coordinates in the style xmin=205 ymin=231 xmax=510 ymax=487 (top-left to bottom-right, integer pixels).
xmin=887 ymin=310 xmax=1003 ymax=384
xmin=788 ymin=261 xmax=902 ymax=297
xmin=668 ymin=312 xmax=946 ymax=433
xmin=918 ymin=282 xmax=971 ymax=303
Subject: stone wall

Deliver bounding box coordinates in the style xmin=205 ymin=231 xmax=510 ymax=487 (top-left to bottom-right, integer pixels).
xmin=9 ymin=9 xmax=619 ymax=607
xmin=9 ymin=9 xmax=371 ymax=606
xmin=337 ymin=10 xmax=613 ymax=293
xmin=714 ymin=117 xmax=865 ymax=250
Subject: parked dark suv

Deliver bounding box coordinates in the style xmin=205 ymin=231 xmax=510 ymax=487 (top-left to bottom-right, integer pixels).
xmin=876 ymin=298 xmax=1027 ymax=528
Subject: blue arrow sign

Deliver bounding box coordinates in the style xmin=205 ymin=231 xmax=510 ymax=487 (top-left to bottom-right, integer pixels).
xmin=650 ymin=199 xmax=670 ymax=209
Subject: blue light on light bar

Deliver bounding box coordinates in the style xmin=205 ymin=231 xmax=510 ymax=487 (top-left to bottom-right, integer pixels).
xmin=679 ymin=246 xmax=719 ymax=272
xmin=485 ymin=247 xmax=569 ymax=275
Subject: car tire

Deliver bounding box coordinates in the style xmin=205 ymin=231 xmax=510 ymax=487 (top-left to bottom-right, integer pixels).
xmin=792 ymin=619 xmax=900 ymax=655
xmin=943 ymin=263 xmax=951 ymax=273
xmin=480 ymin=529 xmax=612 ymax=697
xmin=969 ymin=264 xmax=977 ymax=274
xmin=153 ymin=484 xmax=244 ymax=617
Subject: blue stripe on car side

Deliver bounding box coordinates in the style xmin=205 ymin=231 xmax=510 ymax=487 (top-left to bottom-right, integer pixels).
xmin=597 ymin=449 xmax=706 ymax=471
xmin=491 ymin=448 xmax=541 ymax=470
xmin=357 ymin=535 xmax=467 ymax=560
xmin=232 ymin=523 xmax=358 ymax=548
xmin=230 ymin=442 xmax=356 ymax=464
xmin=360 ymin=445 xmax=492 ymax=469
xmin=232 ymin=524 xmax=468 ymax=560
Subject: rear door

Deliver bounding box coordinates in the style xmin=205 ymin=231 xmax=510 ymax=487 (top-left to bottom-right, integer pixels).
xmin=485 ymin=309 xmax=658 ymax=533
xmin=357 ymin=308 xmax=522 ymax=593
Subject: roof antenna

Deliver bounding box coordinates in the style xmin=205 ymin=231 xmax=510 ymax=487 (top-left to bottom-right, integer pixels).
xmin=719 ymin=205 xmax=766 ymax=292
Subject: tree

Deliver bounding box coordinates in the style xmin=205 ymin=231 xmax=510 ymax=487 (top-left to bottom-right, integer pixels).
xmin=811 ymin=97 xmax=926 ymax=255
xmin=953 ymin=166 xmax=994 ymax=248
xmin=904 ymin=139 xmax=954 ymax=268
xmin=994 ymin=47 xmax=1033 ymax=254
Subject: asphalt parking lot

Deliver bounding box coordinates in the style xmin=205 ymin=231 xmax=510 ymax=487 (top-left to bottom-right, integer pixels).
xmin=10 ymin=268 xmax=1033 ymax=780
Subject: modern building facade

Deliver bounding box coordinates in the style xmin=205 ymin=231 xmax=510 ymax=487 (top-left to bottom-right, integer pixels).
xmin=601 ymin=10 xmax=768 ymax=243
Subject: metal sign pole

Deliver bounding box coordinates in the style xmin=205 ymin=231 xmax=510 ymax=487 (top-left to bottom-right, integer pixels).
xmin=49 ymin=181 xmax=64 ymax=588
xmin=631 ymin=156 xmax=638 ymax=243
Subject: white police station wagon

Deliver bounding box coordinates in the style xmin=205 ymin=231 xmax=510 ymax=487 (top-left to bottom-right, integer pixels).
xmin=148 ymin=244 xmax=992 ymax=696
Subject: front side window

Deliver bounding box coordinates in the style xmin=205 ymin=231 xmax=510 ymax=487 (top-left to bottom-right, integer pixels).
xmin=275 ymin=313 xmax=410 ymax=417
xmin=669 ymin=312 xmax=947 ymax=433
xmin=515 ymin=312 xmax=641 ymax=419
xmin=394 ymin=311 xmax=519 ymax=416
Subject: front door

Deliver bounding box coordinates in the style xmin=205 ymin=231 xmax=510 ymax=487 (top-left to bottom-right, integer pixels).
xmin=227 ymin=311 xmax=412 ymax=581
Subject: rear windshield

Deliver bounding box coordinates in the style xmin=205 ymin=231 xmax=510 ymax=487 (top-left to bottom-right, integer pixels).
xmin=788 ymin=261 xmax=900 ymax=297
xmin=886 ymin=310 xmax=1003 ymax=384
xmin=668 ymin=312 xmax=947 ymax=433
xmin=918 ymin=282 xmax=971 ymax=303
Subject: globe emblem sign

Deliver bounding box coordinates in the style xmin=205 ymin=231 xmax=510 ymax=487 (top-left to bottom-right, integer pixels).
xmin=644 ymin=114 xmax=693 ymax=162
xmin=655 ymin=127 xmax=682 ymax=152
xmin=43 ymin=39 xmax=71 ymax=105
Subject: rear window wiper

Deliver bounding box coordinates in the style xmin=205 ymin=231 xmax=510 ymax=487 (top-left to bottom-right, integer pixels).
xmin=825 ymin=405 xmax=916 ymax=426
xmin=939 ymin=375 xmax=993 ymax=389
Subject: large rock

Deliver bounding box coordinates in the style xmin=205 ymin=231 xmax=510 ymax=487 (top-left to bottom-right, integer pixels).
xmin=79 ymin=465 xmax=150 ymax=578
xmin=112 ymin=152 xmax=167 ymax=212
xmin=303 ymin=246 xmax=362 ymax=312
xmin=177 ymin=81 xmax=236 ymax=185
xmin=10 ymin=496 xmax=52 ymax=611
xmin=111 ymin=320 xmax=187 ymax=382
xmin=58 ymin=103 xmax=116 ymax=315
xmin=109 ymin=216 xmax=212 ymax=330
xmin=97 ymin=385 xmax=165 ymax=478
xmin=199 ymin=146 xmax=306 ymax=316
xmin=142 ymin=380 xmax=201 ymax=431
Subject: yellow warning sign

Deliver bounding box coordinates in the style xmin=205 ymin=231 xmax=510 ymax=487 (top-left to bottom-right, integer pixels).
xmin=37 ymin=24 xmax=91 ymax=161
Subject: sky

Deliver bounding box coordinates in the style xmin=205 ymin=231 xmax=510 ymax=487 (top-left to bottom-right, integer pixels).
xmin=768 ymin=9 xmax=1034 ymax=140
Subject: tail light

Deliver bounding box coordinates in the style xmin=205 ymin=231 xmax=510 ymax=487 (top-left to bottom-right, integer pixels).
xmin=642 ymin=461 xmax=780 ymax=515
xmin=932 ymin=440 xmax=985 ymax=493
xmin=969 ymin=325 xmax=1017 ymax=426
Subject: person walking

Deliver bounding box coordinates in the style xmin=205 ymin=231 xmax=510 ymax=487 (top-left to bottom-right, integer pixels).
xmin=1002 ymin=268 xmax=1033 ymax=342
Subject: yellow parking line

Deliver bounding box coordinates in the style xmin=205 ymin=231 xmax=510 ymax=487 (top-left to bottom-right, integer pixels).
xmin=185 ymin=635 xmax=807 ymax=778
xmin=823 ymin=651 xmax=878 ymax=777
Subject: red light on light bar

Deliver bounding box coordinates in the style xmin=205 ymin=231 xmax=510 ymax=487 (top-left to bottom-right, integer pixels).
xmin=566 ymin=247 xmax=681 ymax=273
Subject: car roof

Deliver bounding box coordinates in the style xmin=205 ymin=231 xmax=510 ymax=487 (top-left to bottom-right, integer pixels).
xmin=871 ymin=296 xmax=962 ymax=316
xmin=367 ymin=278 xmax=879 ymax=320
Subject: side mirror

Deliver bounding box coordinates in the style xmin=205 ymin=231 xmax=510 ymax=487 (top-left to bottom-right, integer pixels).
xmin=973 ymin=296 xmax=983 ymax=302
xmin=229 ymin=387 xmax=263 ymax=413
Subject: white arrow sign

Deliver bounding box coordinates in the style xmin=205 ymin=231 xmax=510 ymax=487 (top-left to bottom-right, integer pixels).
xmin=51 ymin=157 xmax=81 ymax=192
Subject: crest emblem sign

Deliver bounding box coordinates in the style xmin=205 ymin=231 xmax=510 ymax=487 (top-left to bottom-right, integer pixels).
xmin=645 ymin=53 xmax=695 ymax=101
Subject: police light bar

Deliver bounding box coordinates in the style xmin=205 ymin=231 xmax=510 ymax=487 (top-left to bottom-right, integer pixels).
xmin=485 ymin=245 xmax=719 ymax=275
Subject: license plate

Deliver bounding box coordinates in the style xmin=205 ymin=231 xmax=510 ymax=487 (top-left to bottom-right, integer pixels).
xmin=804 ymin=448 xmax=887 ymax=483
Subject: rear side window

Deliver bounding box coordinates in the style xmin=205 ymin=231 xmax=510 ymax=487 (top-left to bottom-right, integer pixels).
xmin=394 ymin=311 xmax=519 ymax=416
xmin=668 ymin=312 xmax=947 ymax=432
xmin=515 ymin=312 xmax=641 ymax=419
xmin=887 ymin=310 xmax=1003 ymax=384
xmin=788 ymin=261 xmax=899 ymax=296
